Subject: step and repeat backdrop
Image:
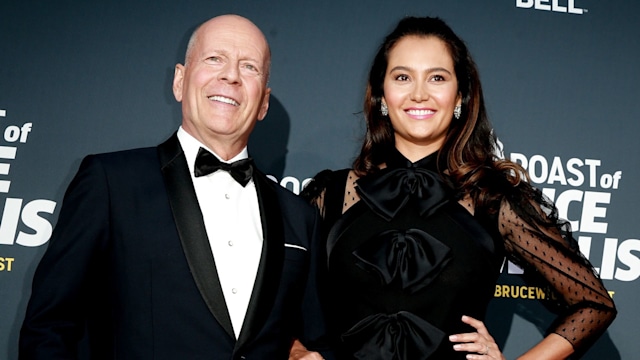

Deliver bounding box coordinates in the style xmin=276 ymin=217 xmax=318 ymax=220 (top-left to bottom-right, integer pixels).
xmin=1 ymin=0 xmax=638 ymax=358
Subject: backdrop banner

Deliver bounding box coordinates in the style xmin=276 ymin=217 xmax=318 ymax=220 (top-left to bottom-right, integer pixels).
xmin=1 ymin=1 xmax=637 ymax=358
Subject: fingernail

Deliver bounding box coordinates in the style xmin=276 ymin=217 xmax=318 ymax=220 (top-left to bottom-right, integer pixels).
xmin=449 ymin=335 xmax=457 ymax=341
xmin=453 ymin=344 xmax=462 ymax=350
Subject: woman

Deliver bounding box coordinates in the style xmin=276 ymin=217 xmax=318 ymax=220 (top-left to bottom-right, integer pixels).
xmin=298 ymin=16 xmax=616 ymax=359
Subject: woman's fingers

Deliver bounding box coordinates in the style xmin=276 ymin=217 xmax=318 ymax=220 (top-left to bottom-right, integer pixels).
xmin=449 ymin=315 xmax=504 ymax=359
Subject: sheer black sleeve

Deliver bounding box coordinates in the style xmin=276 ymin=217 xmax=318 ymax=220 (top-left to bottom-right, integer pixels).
xmin=300 ymin=169 xmax=332 ymax=217
xmin=498 ymin=192 xmax=617 ymax=352
xmin=301 ymin=169 xmax=352 ymax=224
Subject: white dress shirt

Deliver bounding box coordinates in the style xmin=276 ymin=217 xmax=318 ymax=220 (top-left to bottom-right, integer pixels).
xmin=177 ymin=127 xmax=263 ymax=338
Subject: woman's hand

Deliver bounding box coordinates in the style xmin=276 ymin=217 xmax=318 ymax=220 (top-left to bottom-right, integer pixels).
xmin=289 ymin=339 xmax=325 ymax=360
xmin=449 ymin=315 xmax=505 ymax=360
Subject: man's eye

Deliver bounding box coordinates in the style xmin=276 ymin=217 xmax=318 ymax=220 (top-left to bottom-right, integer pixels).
xmin=243 ymin=63 xmax=260 ymax=73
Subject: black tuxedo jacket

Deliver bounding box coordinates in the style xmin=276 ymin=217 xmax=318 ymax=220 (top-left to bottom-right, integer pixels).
xmin=19 ymin=134 xmax=330 ymax=359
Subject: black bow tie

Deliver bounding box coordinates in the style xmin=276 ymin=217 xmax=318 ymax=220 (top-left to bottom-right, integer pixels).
xmin=194 ymin=147 xmax=254 ymax=187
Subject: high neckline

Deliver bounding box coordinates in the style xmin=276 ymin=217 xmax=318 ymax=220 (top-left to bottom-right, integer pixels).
xmin=357 ymin=148 xmax=450 ymax=221
xmin=384 ymin=148 xmax=439 ymax=171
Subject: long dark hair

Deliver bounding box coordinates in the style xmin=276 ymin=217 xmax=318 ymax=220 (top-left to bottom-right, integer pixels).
xmin=354 ymin=16 xmax=530 ymax=213
xmin=336 ymin=18 xmax=596 ymax=319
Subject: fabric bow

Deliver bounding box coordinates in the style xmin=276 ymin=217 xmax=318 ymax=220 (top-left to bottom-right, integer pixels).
xmin=341 ymin=311 xmax=445 ymax=360
xmin=356 ymin=167 xmax=449 ymax=221
xmin=353 ymin=229 xmax=451 ymax=294
xmin=194 ymin=147 xmax=254 ymax=187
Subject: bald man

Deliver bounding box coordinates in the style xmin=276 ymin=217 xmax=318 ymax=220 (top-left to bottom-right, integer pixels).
xmin=20 ymin=15 xmax=330 ymax=360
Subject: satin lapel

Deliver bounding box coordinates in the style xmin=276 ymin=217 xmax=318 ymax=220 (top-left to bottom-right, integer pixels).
xmin=235 ymin=170 xmax=285 ymax=350
xmin=157 ymin=133 xmax=235 ymax=339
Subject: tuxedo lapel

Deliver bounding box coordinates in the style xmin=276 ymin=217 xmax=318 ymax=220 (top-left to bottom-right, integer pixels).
xmin=156 ymin=133 xmax=235 ymax=339
xmin=235 ymin=170 xmax=285 ymax=350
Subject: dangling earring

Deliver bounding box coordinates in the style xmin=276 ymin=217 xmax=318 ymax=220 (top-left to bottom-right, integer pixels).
xmin=381 ymin=102 xmax=389 ymax=116
xmin=453 ymin=105 xmax=461 ymax=119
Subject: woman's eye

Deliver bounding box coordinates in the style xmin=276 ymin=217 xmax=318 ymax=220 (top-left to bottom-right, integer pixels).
xmin=395 ymin=74 xmax=409 ymax=81
xmin=431 ymin=74 xmax=445 ymax=81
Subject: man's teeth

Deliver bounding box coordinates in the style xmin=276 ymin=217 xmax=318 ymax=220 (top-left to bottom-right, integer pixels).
xmin=208 ymin=96 xmax=239 ymax=106
xmin=406 ymin=109 xmax=434 ymax=115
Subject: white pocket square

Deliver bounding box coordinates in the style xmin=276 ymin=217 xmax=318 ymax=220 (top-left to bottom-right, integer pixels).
xmin=284 ymin=243 xmax=307 ymax=251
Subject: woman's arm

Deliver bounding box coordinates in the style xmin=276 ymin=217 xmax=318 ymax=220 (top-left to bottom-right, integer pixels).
xmin=516 ymin=333 xmax=573 ymax=360
xmin=498 ymin=198 xmax=616 ymax=358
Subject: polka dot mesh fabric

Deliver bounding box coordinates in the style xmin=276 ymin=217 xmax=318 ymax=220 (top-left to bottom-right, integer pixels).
xmin=499 ymin=200 xmax=616 ymax=349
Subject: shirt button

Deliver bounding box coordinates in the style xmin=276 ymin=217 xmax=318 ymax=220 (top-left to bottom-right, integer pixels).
xmin=231 ymin=288 xmax=238 ymax=294
xmin=228 ymin=241 xmax=234 ymax=247
xmin=225 ymin=193 xmax=230 ymax=199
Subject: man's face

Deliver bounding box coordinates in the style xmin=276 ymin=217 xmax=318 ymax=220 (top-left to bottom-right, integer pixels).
xmin=173 ymin=16 xmax=270 ymax=154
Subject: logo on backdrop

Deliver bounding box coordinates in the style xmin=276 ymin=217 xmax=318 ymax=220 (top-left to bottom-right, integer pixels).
xmin=495 ymin=151 xmax=636 ymax=300
xmin=516 ymin=0 xmax=587 ymax=15
xmin=0 ymin=108 xmax=57 ymax=250
xmin=267 ymin=175 xmax=312 ymax=196
xmin=508 ymin=153 xmax=638 ymax=283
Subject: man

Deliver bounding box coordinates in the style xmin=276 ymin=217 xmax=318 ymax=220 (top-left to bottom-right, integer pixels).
xmin=20 ymin=15 xmax=329 ymax=359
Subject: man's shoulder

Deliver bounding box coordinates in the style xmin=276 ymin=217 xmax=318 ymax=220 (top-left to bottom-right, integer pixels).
xmin=81 ymin=146 xmax=161 ymax=174
xmin=92 ymin=145 xmax=158 ymax=160
xmin=89 ymin=131 xmax=178 ymax=165
xmin=93 ymin=145 xmax=157 ymax=158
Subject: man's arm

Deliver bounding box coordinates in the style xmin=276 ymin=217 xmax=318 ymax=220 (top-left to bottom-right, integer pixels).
xmin=19 ymin=155 xmax=111 ymax=359
xmin=296 ymin=210 xmax=335 ymax=360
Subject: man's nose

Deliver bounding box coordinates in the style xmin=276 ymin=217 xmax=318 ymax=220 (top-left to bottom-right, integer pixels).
xmin=218 ymin=63 xmax=241 ymax=84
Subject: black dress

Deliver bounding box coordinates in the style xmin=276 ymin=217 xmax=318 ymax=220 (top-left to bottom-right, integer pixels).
xmin=304 ymin=150 xmax=616 ymax=359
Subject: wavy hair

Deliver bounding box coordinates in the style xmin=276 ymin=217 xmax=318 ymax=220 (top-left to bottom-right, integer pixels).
xmin=353 ymin=16 xmax=533 ymax=213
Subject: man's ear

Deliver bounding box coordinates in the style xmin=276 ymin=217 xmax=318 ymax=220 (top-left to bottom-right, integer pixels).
xmin=172 ymin=64 xmax=185 ymax=102
xmin=257 ymin=87 xmax=271 ymax=121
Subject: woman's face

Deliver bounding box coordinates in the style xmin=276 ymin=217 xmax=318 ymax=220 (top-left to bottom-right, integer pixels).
xmin=382 ymin=35 xmax=461 ymax=161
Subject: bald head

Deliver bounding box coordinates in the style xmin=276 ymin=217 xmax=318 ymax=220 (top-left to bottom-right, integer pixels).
xmin=185 ymin=15 xmax=271 ymax=79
